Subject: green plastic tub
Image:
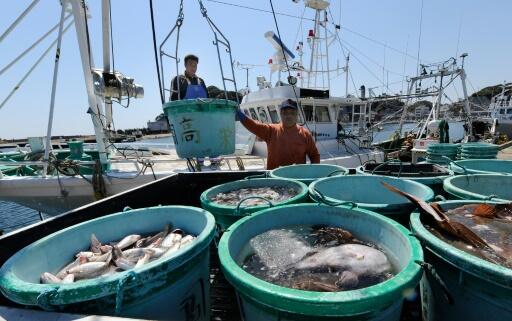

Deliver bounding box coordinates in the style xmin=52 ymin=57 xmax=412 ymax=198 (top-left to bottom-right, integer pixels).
xmin=200 ymin=178 xmax=308 ymax=230
xmin=218 ymin=203 xmax=423 ymax=321
xmin=309 ymin=175 xmax=434 ymax=226
xmin=410 ymin=200 xmax=512 ymax=321
xmin=449 ymin=159 xmax=512 ymax=175
xmin=0 ymin=206 xmax=215 ymax=320
xmin=269 ymin=164 xmax=348 ymax=185
xmin=163 ymin=99 xmax=237 ymax=158
xmin=443 ymin=174 xmax=512 ymax=202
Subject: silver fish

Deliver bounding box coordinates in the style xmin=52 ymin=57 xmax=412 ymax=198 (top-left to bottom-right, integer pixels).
xmin=90 ymin=234 xmax=102 ymax=254
xmin=121 ymin=248 xmax=146 ymax=260
xmin=76 ymin=251 xmax=95 ymax=258
xmin=56 ymin=257 xmax=81 ymax=279
xmin=179 ymin=235 xmax=195 ymax=247
xmin=161 ymin=231 xmax=183 ymax=248
xmin=61 ymin=274 xmax=75 ymax=284
xmin=147 ymin=248 xmax=166 ymax=260
xmin=164 ymin=241 xmax=181 ymax=257
xmin=135 ymin=250 xmax=152 ymax=268
xmin=116 ymin=234 xmax=142 ymax=250
xmin=40 ymin=272 xmax=61 ymax=284
xmin=67 ymin=252 xmax=112 ymax=280
xmin=115 ymin=257 xmax=136 ymax=270
xmin=87 ymin=251 xmax=112 ymax=263
xmin=100 ymin=244 xmax=112 ymax=254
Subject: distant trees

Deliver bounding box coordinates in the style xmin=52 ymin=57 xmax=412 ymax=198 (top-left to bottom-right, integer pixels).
xmin=471 ymin=84 xmax=511 ymax=99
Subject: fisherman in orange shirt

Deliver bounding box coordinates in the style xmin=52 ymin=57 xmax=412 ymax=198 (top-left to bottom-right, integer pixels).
xmin=237 ymin=99 xmax=320 ymax=170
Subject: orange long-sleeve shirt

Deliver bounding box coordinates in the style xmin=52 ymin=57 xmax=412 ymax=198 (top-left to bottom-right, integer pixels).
xmin=241 ymin=117 xmax=320 ymax=170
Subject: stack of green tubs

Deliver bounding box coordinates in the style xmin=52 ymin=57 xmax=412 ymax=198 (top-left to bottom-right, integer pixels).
xmin=459 ymin=142 xmax=499 ymax=159
xmin=0 ymin=206 xmax=216 ymax=320
xmin=200 ymin=178 xmax=308 ymax=230
xmin=269 ymin=164 xmax=348 ymax=185
xmin=309 ymin=175 xmax=434 ymax=226
xmin=426 ymin=143 xmax=458 ymax=165
xmin=410 ymin=200 xmax=512 ymax=321
xmin=443 ymin=174 xmax=512 ymax=201
xmin=219 ymin=204 xmax=423 ymax=321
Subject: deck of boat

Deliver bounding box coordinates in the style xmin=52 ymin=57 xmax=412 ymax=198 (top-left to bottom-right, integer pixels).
xmin=0 ymin=306 xmax=150 ymax=320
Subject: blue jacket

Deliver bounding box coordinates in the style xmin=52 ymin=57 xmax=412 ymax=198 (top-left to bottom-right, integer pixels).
xmin=170 ymin=74 xmax=209 ymax=101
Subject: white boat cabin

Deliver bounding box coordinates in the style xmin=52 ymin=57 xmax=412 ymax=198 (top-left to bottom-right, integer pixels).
xmin=240 ymin=84 xmax=366 ymax=141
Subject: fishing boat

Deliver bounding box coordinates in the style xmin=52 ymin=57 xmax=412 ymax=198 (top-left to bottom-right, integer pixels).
xmin=0 ymin=0 xmax=386 ymax=215
xmin=489 ymin=82 xmax=512 ymax=138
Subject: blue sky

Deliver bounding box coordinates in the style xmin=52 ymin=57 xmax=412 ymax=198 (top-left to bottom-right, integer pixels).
xmin=1 ymin=0 xmax=511 ymax=139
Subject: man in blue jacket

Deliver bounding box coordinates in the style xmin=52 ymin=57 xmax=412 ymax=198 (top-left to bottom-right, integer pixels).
xmin=170 ymin=54 xmax=209 ymax=100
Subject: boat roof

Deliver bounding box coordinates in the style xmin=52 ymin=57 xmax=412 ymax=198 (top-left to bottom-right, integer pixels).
xmin=241 ymin=85 xmax=363 ymax=106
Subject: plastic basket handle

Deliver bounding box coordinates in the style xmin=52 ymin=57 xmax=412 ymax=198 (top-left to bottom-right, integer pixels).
xmin=310 ymin=188 xmax=357 ymax=208
xmin=243 ymin=173 xmax=267 ymax=180
xmin=443 ymin=156 xmax=467 ymax=175
xmin=434 ymin=195 xmax=447 ymax=202
xmin=327 ymin=169 xmax=347 ymax=177
xmin=235 ymin=196 xmax=273 ymax=215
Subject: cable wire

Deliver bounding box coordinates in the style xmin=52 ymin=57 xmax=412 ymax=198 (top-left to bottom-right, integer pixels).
xmin=149 ymin=0 xmax=165 ymax=104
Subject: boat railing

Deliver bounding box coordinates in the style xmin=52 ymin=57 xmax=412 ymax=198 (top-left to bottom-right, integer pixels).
xmin=0 ymin=154 xmax=267 ymax=178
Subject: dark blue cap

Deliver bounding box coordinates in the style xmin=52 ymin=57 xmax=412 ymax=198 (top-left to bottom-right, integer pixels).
xmin=279 ymin=99 xmax=298 ymax=110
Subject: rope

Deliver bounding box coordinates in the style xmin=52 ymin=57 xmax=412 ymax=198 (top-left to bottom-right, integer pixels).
xmin=115 ymin=271 xmax=136 ymax=315
xmin=36 ymin=287 xmax=59 ymax=311
xmin=415 ymin=260 xmax=454 ymax=305
xmin=235 ymin=156 xmax=245 ymax=170
xmin=92 ymin=160 xmax=106 ymax=200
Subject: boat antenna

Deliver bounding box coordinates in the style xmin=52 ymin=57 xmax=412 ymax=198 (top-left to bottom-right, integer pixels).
xmin=415 ymin=0 xmax=424 ymax=79
xmin=268 ymin=1 xmax=302 ymax=113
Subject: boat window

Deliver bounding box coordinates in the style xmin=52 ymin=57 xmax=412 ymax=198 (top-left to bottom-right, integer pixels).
xmin=258 ymin=107 xmax=270 ymax=123
xmin=267 ymin=105 xmax=280 ymax=123
xmin=500 ymin=109 xmax=505 ymax=114
xmin=302 ymin=104 xmax=314 ymax=122
xmin=508 ymin=109 xmax=512 ymax=114
xmin=249 ymin=108 xmax=258 ymax=120
xmin=315 ymin=105 xmax=331 ymax=122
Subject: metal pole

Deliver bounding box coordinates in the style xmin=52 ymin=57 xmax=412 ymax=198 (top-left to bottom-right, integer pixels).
xmin=434 ymin=72 xmax=444 ymax=120
xmin=0 ymin=14 xmax=72 ymax=77
xmin=0 ymin=0 xmax=40 ymax=43
xmin=102 ymin=0 xmax=113 ymax=132
xmin=345 ymin=54 xmax=349 ymax=97
xmin=43 ymin=1 xmax=68 ymax=175
xmin=70 ymin=0 xmax=109 ymax=165
xmin=307 ymin=10 xmax=319 ymax=88
xmin=397 ymin=79 xmax=416 ymax=135
xmin=323 ymin=10 xmax=330 ymax=90
xmin=460 ymin=69 xmax=473 ymax=136
xmin=0 ymin=21 xmax=74 ymax=111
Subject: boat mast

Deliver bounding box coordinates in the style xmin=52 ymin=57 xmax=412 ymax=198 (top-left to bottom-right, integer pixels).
xmin=101 ymin=0 xmax=113 ymax=132
xmin=43 ymin=0 xmax=68 ymax=175
xmin=304 ymin=0 xmax=330 ymax=90
xmin=70 ymin=0 xmax=109 ymax=165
